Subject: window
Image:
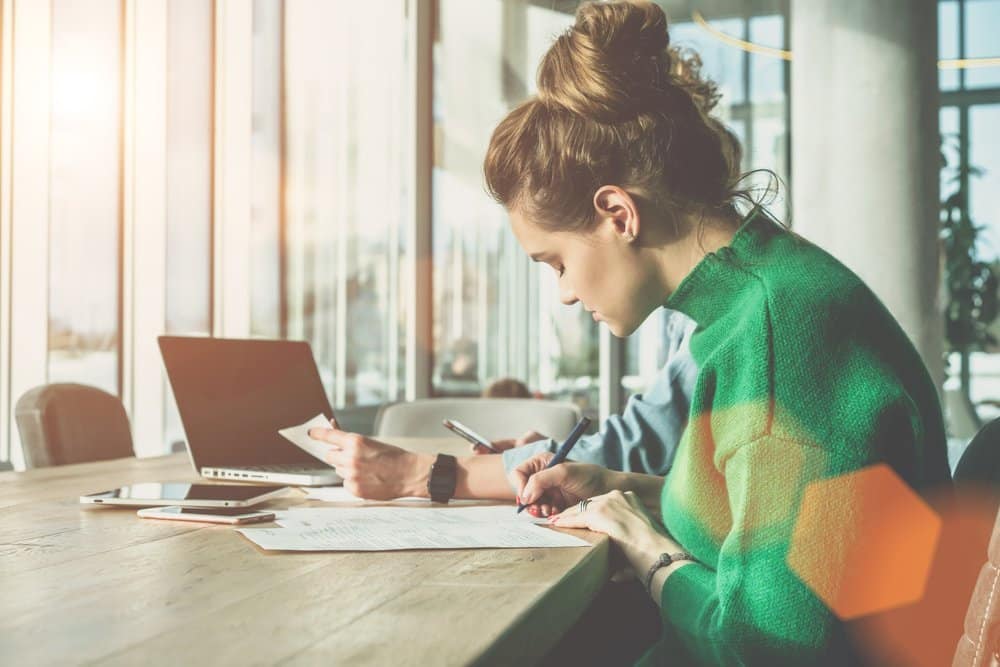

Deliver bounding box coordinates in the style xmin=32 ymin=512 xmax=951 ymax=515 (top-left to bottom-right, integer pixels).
xmin=965 ymin=0 xmax=1000 ymax=89
xmin=4 ymin=0 xmax=992 ymax=464
xmin=0 ymin=0 xmax=414 ymax=465
xmin=938 ymin=0 xmax=1000 ymax=429
xmin=431 ymin=1 xmax=600 ymax=415
xmin=625 ymin=6 xmax=790 ymax=398
xmin=163 ymin=0 xmax=214 ymax=453
xmin=280 ymin=0 xmax=410 ymax=407
xmin=47 ymin=0 xmax=122 ymax=396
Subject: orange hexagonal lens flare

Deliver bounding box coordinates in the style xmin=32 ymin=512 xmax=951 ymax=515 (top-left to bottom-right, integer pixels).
xmin=786 ymin=463 xmax=942 ymax=620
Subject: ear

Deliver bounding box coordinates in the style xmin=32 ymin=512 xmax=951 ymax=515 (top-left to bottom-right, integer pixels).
xmin=593 ymin=186 xmax=640 ymax=244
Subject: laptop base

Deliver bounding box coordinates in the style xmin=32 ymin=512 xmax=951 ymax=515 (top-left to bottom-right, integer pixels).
xmin=202 ymin=466 xmax=341 ymax=487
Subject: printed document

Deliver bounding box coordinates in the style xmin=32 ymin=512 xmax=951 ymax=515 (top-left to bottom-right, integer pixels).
xmin=238 ymin=505 xmax=590 ymax=551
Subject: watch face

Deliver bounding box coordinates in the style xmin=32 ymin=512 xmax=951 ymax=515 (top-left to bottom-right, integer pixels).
xmin=429 ymin=454 xmax=458 ymax=502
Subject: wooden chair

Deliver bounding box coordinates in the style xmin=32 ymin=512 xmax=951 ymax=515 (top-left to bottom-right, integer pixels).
xmin=954 ymin=417 xmax=1000 ymax=665
xmin=14 ymin=383 xmax=134 ymax=468
xmin=954 ymin=502 xmax=1000 ymax=666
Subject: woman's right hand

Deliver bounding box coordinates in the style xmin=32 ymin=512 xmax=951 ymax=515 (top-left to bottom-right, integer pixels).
xmin=509 ymin=452 xmax=617 ymax=517
xmin=473 ymin=430 xmax=548 ymax=455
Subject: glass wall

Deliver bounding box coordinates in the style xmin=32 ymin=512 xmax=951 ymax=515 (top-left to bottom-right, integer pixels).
xmin=47 ymin=0 xmax=122 ymax=395
xmin=250 ymin=0 xmax=284 ymax=341
xmin=430 ymin=1 xmax=793 ymax=413
xmin=3 ymin=0 xmax=999 ymax=464
xmin=281 ymin=0 xmax=410 ymax=407
xmin=163 ymin=0 xmax=215 ymax=452
xmin=939 ymin=0 xmax=1000 ymax=425
xmin=432 ymin=1 xmax=599 ymax=415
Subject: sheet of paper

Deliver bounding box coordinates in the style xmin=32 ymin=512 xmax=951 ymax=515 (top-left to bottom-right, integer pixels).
xmin=303 ymin=485 xmax=490 ymax=506
xmin=239 ymin=505 xmax=589 ymax=551
xmin=278 ymin=413 xmax=336 ymax=464
xmin=276 ymin=505 xmax=550 ymax=526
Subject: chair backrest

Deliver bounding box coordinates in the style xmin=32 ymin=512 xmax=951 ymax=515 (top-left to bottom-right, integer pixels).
xmin=955 ymin=504 xmax=1000 ymax=667
xmin=374 ymin=398 xmax=582 ymax=441
xmin=947 ymin=387 xmax=984 ymax=441
xmin=14 ymin=383 xmax=134 ymax=468
xmin=334 ymin=404 xmax=382 ymax=436
xmin=956 ymin=417 xmax=1000 ymax=491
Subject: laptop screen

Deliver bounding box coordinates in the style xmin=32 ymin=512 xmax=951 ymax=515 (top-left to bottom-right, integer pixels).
xmin=159 ymin=336 xmax=334 ymax=468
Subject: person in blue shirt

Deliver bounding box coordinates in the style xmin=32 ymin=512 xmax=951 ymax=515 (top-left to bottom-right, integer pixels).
xmin=496 ymin=309 xmax=696 ymax=477
xmin=308 ymin=309 xmax=697 ymax=501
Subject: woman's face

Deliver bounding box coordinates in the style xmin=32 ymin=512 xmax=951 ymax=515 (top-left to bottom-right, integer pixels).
xmin=509 ymin=206 xmax=666 ymax=337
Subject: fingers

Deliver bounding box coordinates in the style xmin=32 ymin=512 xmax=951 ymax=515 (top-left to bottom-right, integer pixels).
xmin=548 ymin=490 xmax=615 ymax=524
xmin=472 ymin=443 xmax=497 ymax=455
xmin=308 ymin=416 xmax=351 ymax=445
xmin=489 ymin=439 xmax=516 ymax=452
xmin=623 ymin=490 xmax=643 ymax=511
xmin=514 ymin=431 xmax=548 ymax=446
xmin=509 ymin=452 xmax=554 ymax=496
xmin=310 ymin=431 xmax=368 ymax=469
xmin=519 ymin=465 xmax=566 ymax=505
xmin=307 ymin=426 xmax=356 ymax=450
xmin=548 ymin=509 xmax=590 ymax=529
xmin=526 ymin=499 xmax=556 ymax=518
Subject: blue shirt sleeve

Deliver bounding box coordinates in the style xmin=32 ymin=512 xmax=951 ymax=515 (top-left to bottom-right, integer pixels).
xmin=501 ymin=309 xmax=698 ymax=478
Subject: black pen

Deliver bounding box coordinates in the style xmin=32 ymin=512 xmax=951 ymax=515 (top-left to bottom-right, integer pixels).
xmin=516 ymin=417 xmax=591 ymax=514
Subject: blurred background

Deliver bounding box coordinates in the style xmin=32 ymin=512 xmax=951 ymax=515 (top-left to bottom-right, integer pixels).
xmin=0 ymin=0 xmax=997 ymax=468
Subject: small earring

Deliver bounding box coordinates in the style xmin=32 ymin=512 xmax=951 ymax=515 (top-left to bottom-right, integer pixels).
xmin=623 ymin=232 xmax=636 ymax=243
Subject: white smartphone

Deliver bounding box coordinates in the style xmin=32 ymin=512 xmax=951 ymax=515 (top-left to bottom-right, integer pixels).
xmin=137 ymin=505 xmax=276 ymax=525
xmin=442 ymin=419 xmax=499 ymax=453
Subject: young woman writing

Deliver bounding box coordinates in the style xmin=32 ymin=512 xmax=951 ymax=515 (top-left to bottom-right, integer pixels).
xmin=310 ymin=1 xmax=951 ymax=662
xmin=481 ymin=1 xmax=952 ymax=664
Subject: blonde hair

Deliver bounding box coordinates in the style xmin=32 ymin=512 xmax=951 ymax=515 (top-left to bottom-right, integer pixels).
xmin=484 ymin=0 xmax=754 ymax=233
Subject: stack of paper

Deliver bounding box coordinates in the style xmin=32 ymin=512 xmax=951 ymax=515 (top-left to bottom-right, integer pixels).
xmin=238 ymin=505 xmax=591 ymax=552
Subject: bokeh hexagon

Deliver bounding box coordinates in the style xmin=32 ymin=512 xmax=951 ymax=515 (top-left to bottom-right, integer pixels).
xmin=786 ymin=463 xmax=942 ymax=620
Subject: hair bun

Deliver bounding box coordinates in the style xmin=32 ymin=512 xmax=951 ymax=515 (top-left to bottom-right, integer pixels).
xmin=576 ymin=0 xmax=668 ymax=57
xmin=537 ymin=1 xmax=722 ymax=123
xmin=537 ymin=1 xmax=671 ymax=122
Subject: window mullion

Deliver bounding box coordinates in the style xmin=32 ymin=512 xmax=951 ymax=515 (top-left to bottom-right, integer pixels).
xmin=405 ymin=0 xmax=433 ymax=400
xmin=122 ymin=0 xmax=168 ymax=457
xmin=6 ymin=0 xmax=51 ymax=469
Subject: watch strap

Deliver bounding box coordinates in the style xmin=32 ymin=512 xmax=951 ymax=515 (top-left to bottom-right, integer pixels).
xmin=427 ymin=453 xmax=457 ymax=503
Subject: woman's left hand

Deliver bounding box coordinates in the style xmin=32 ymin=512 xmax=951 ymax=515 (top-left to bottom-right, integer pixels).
xmin=549 ymin=489 xmax=676 ymax=575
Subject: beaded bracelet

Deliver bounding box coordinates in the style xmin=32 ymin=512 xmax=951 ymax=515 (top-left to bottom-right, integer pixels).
xmin=644 ymin=552 xmax=695 ymax=596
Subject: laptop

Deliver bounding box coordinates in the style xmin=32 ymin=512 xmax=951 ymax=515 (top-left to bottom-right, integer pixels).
xmin=159 ymin=336 xmax=342 ymax=486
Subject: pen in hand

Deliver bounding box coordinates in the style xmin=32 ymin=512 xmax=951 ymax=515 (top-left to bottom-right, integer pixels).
xmin=516 ymin=417 xmax=591 ymax=514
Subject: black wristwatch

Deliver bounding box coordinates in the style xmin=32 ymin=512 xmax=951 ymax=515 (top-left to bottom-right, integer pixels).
xmin=427 ymin=453 xmax=457 ymax=503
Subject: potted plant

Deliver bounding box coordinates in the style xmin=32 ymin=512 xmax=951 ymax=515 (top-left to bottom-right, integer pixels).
xmin=940 ymin=140 xmax=998 ymax=425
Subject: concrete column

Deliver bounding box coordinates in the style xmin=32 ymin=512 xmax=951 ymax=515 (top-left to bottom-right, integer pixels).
xmin=790 ymin=0 xmax=942 ymax=385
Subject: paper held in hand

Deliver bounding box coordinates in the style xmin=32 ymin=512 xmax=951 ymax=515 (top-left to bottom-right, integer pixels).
xmin=278 ymin=413 xmax=335 ymax=464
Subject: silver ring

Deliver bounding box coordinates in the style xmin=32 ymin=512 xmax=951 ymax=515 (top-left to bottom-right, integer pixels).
xmin=578 ymin=498 xmax=592 ymax=513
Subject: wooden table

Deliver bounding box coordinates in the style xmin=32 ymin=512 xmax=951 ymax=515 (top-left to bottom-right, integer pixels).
xmin=0 ymin=438 xmax=609 ymax=666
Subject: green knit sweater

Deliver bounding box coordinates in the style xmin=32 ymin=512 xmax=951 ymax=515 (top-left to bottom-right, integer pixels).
xmin=640 ymin=209 xmax=952 ymax=666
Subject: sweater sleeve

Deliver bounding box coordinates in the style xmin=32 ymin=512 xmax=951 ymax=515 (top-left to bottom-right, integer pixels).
xmin=501 ymin=310 xmax=697 ymax=478
xmin=657 ymin=436 xmax=853 ymax=666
